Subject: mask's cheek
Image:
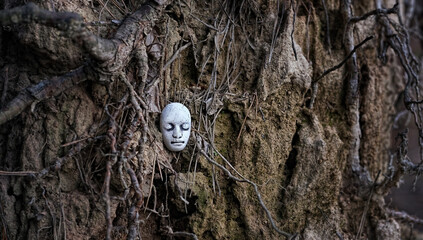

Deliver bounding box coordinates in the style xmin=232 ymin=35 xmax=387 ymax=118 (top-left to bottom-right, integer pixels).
xmin=182 ymin=130 xmax=190 ymax=141
xmin=162 ymin=131 xmax=172 ymax=142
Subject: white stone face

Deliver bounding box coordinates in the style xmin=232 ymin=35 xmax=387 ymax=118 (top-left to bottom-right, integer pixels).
xmin=160 ymin=103 xmax=191 ymax=152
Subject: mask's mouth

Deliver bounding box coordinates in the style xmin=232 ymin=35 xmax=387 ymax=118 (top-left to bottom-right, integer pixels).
xmin=171 ymin=141 xmax=185 ymax=145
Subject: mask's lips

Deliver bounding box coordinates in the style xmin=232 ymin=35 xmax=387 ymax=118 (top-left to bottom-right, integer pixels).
xmin=171 ymin=141 xmax=185 ymax=145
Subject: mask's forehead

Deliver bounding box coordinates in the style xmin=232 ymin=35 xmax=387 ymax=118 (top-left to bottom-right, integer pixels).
xmin=161 ymin=103 xmax=191 ymax=124
xmin=163 ymin=112 xmax=190 ymax=123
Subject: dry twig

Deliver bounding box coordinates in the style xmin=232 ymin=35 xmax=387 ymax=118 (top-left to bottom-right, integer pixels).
xmin=321 ymin=0 xmax=331 ymax=52
xmin=313 ymin=36 xmax=374 ymax=83
xmin=197 ymin=133 xmax=296 ymax=239
xmin=164 ymin=226 xmax=198 ymax=240
xmin=387 ymin=209 xmax=423 ymax=225
xmin=290 ymin=0 xmax=298 ymax=61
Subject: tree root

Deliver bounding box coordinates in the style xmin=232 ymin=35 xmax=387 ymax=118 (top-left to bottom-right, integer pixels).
xmin=0 ymin=0 xmax=171 ymax=125
xmin=0 ymin=66 xmax=89 ymax=125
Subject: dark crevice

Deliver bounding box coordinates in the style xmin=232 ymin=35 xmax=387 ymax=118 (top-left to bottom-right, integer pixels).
xmin=358 ymin=63 xmax=370 ymax=166
xmin=304 ymin=88 xmax=312 ymax=107
xmin=165 ymin=4 xmax=183 ymax=24
xmin=284 ymin=124 xmax=300 ymax=187
xmin=251 ymin=137 xmax=261 ymax=166
xmin=227 ymin=181 xmax=248 ymax=236
xmin=358 ymin=64 xmax=370 ymax=103
xmin=280 ymin=124 xmax=300 ymax=219
xmin=7 ymin=186 xmax=13 ymax=195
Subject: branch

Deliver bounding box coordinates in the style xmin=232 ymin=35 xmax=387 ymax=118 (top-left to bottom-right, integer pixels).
xmin=163 ymin=226 xmax=198 ymax=240
xmin=38 ymin=134 xmax=101 ymax=178
xmin=0 ymin=170 xmax=36 ymax=177
xmin=356 ymin=171 xmax=380 ymax=239
xmin=290 ymin=0 xmax=298 ymax=61
xmin=313 ymin=36 xmax=374 ymax=83
xmin=348 ymin=3 xmax=398 ymax=24
xmin=198 ymin=142 xmax=297 ymax=239
xmin=163 ymin=42 xmax=192 ymax=70
xmin=387 ymin=209 xmax=423 ymax=225
xmin=0 ymin=65 xmax=89 ymax=125
xmin=374 ymin=0 xmax=423 ymax=168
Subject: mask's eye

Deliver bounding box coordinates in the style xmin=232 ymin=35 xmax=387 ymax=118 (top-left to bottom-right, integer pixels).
xmin=165 ymin=123 xmax=174 ymax=131
xmin=181 ymin=123 xmax=190 ymax=131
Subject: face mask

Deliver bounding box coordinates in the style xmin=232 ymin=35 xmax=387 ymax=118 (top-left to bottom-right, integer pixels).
xmin=160 ymin=103 xmax=191 ymax=151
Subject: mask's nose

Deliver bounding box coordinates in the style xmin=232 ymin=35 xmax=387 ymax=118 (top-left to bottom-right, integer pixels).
xmin=172 ymin=126 xmax=182 ymax=139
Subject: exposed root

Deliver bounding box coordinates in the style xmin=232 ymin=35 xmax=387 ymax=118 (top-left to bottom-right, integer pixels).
xmin=290 ymin=0 xmax=298 ymax=61
xmin=313 ymin=36 xmax=374 ymax=84
xmin=268 ymin=0 xmax=287 ymax=65
xmin=356 ymin=171 xmax=380 ymax=239
xmin=163 ymin=226 xmax=198 ymax=240
xmin=0 ymin=66 xmax=89 ymax=125
xmin=387 ymin=209 xmax=423 ymax=225
xmin=341 ymin=0 xmax=372 ymax=188
xmin=104 ymin=100 xmax=123 ymax=240
xmin=0 ymin=0 xmax=171 ymax=125
xmin=38 ymin=135 xmax=98 ymax=178
xmin=0 ymin=3 xmax=115 ymax=61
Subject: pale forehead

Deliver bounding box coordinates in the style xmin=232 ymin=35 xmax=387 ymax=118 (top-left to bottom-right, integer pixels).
xmin=161 ymin=103 xmax=191 ymax=123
